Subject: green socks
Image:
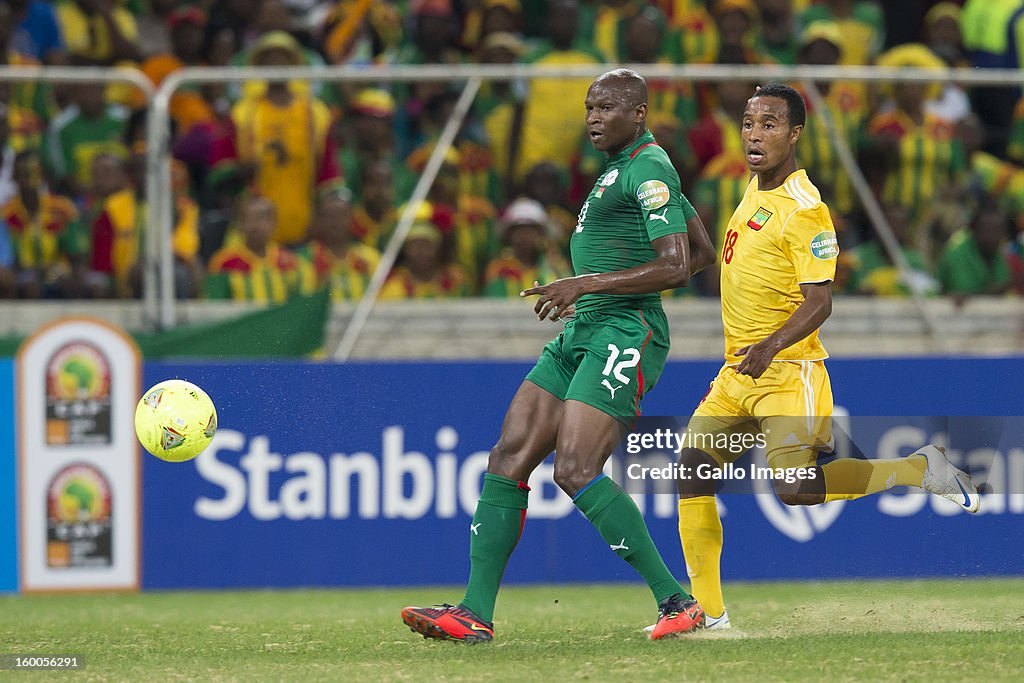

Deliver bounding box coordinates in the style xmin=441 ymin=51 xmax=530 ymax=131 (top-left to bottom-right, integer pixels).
xmin=574 ymin=475 xmax=685 ymax=604
xmin=460 ymin=473 xmax=530 ymax=622
xmin=460 ymin=473 xmax=687 ymax=621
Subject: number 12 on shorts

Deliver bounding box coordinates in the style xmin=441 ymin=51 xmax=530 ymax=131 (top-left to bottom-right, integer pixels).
xmin=603 ymin=344 xmax=640 ymax=384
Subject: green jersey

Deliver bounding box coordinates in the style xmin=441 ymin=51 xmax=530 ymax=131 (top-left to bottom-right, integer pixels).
xmin=45 ymin=104 xmax=128 ymax=187
xmin=570 ymin=130 xmax=695 ymax=313
xmin=936 ymin=229 xmax=1011 ymax=295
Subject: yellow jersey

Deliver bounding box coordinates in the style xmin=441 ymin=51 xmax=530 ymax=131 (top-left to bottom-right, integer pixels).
xmin=232 ymin=96 xmax=332 ymax=244
xmin=720 ymin=169 xmax=838 ymax=365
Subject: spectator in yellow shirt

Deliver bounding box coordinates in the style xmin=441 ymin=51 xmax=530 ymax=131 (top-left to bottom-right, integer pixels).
xmin=214 ymin=32 xmax=341 ymax=245
xmin=295 ymin=188 xmax=382 ymax=302
xmin=380 ymin=222 xmax=470 ymax=299
xmin=515 ymin=0 xmax=603 ymax=180
xmin=55 ymin=0 xmax=143 ymax=68
xmin=1 ymin=149 xmax=82 ymax=298
xmin=205 ymin=195 xmax=316 ymax=303
xmin=90 ymin=113 xmax=199 ymax=298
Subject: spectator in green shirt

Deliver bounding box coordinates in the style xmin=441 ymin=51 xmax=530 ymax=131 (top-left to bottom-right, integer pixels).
xmin=756 ymin=0 xmax=800 ymax=65
xmin=44 ymin=83 xmax=128 ymax=199
xmin=844 ymin=203 xmax=937 ymax=297
xmin=800 ymin=0 xmax=885 ymax=66
xmin=936 ymin=202 xmax=1016 ymax=300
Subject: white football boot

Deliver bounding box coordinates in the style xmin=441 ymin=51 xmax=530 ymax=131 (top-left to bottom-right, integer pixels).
xmin=702 ymin=610 xmax=731 ymax=630
xmin=644 ymin=608 xmax=730 ymax=633
xmin=914 ymin=444 xmax=981 ymax=513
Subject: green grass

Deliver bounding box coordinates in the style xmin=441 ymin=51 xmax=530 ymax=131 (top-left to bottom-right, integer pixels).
xmin=1 ymin=579 xmax=1023 ymax=682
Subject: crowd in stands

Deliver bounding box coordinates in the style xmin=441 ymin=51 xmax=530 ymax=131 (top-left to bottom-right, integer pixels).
xmin=0 ymin=0 xmax=1022 ymax=304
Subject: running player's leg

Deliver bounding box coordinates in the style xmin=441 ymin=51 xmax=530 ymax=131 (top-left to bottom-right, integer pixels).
xmin=557 ymin=308 xmax=701 ymax=636
xmin=758 ymin=362 xmax=959 ymax=507
xmin=553 ymin=400 xmax=702 ymax=636
xmin=554 ymin=400 xmax=673 ymax=600
xmin=676 ymin=367 xmax=751 ymax=626
xmin=403 ymin=335 xmax=574 ymax=642
xmin=459 ymin=381 xmax=563 ymax=622
xmin=776 ymin=445 xmax=978 ymax=511
xmin=781 ymin=441 xmax=976 ymax=510
xmin=676 ymin=453 xmax=729 ymax=624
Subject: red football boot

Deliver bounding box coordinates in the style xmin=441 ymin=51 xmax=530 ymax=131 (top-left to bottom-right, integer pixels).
xmin=401 ymin=603 xmax=494 ymax=643
xmin=649 ymin=594 xmax=705 ymax=640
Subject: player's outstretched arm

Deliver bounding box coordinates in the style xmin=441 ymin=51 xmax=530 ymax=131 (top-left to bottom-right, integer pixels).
xmin=735 ymin=281 xmax=832 ymax=378
xmin=522 ymin=233 xmax=690 ymax=321
xmin=685 ymin=214 xmax=716 ymax=276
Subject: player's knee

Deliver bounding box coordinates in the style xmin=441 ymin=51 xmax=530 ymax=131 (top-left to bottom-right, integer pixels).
xmin=773 ymin=478 xmax=823 ymax=506
xmin=774 ymin=478 xmax=800 ymax=505
xmin=486 ymin=438 xmax=529 ymax=480
xmin=776 ymin=490 xmax=805 ymax=506
xmin=552 ymin=458 xmax=598 ymax=498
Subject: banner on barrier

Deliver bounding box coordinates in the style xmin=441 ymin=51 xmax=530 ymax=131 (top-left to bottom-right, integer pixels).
xmin=140 ymin=360 xmax=1024 ymax=589
xmin=17 ymin=319 xmax=141 ymax=592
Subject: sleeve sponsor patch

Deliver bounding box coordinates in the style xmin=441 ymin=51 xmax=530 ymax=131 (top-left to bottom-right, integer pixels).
xmin=810 ymin=231 xmax=839 ymax=259
xmin=636 ymin=180 xmax=670 ymax=210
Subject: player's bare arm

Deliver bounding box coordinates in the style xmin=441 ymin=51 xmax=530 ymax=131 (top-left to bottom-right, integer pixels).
xmin=522 ymin=232 xmax=690 ymax=321
xmin=685 ymin=213 xmax=716 ymax=275
xmin=525 ymin=215 xmax=708 ymax=322
xmin=735 ymin=281 xmax=832 ymax=378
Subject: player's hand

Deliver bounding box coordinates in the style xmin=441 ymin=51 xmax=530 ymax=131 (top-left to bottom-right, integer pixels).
xmin=521 ymin=278 xmax=586 ymax=321
xmin=734 ymin=340 xmax=778 ymax=379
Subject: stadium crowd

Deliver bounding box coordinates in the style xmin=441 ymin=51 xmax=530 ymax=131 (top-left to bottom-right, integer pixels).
xmin=0 ymin=0 xmax=1022 ymax=303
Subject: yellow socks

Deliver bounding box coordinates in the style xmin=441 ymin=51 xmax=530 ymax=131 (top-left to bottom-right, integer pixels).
xmin=821 ymin=455 xmax=927 ymax=502
xmin=677 ymin=496 xmax=725 ymax=619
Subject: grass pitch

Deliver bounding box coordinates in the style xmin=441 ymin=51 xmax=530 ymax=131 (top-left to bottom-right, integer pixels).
xmin=1 ymin=579 xmax=1022 ymax=682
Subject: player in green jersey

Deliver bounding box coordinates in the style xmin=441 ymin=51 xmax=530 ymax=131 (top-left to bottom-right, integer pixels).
xmin=402 ymin=69 xmax=715 ymax=643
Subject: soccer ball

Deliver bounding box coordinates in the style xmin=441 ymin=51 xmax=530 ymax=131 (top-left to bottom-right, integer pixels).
xmin=134 ymin=379 xmax=217 ymax=462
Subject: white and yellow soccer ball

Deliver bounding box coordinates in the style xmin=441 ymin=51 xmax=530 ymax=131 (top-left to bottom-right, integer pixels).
xmin=134 ymin=379 xmax=217 ymax=462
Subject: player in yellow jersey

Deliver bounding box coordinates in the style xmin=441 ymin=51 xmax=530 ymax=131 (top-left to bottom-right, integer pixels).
xmin=670 ymin=83 xmax=981 ymax=631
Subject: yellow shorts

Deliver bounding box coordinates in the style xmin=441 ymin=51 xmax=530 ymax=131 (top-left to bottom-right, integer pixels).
xmin=686 ymin=361 xmax=833 ymax=469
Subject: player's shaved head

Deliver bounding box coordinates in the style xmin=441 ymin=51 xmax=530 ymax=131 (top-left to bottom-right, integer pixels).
xmin=591 ymin=68 xmax=648 ymax=108
xmin=585 ymin=69 xmax=649 ymax=155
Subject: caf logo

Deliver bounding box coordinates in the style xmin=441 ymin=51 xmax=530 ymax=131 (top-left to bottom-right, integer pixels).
xmin=46 ymin=342 xmax=110 ymax=401
xmin=45 ymin=342 xmax=112 ymax=445
xmin=46 ymin=463 xmax=113 ymax=568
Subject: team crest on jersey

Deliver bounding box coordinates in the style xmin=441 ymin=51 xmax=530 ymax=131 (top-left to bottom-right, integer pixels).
xmin=747 ymin=207 xmax=772 ymax=230
xmin=810 ymin=231 xmax=839 ymax=259
xmin=595 ymin=169 xmax=619 ymax=198
xmin=637 ymin=180 xmax=670 ymax=209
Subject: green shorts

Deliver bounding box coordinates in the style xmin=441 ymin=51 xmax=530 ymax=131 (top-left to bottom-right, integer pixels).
xmin=525 ymin=307 xmax=670 ymax=423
